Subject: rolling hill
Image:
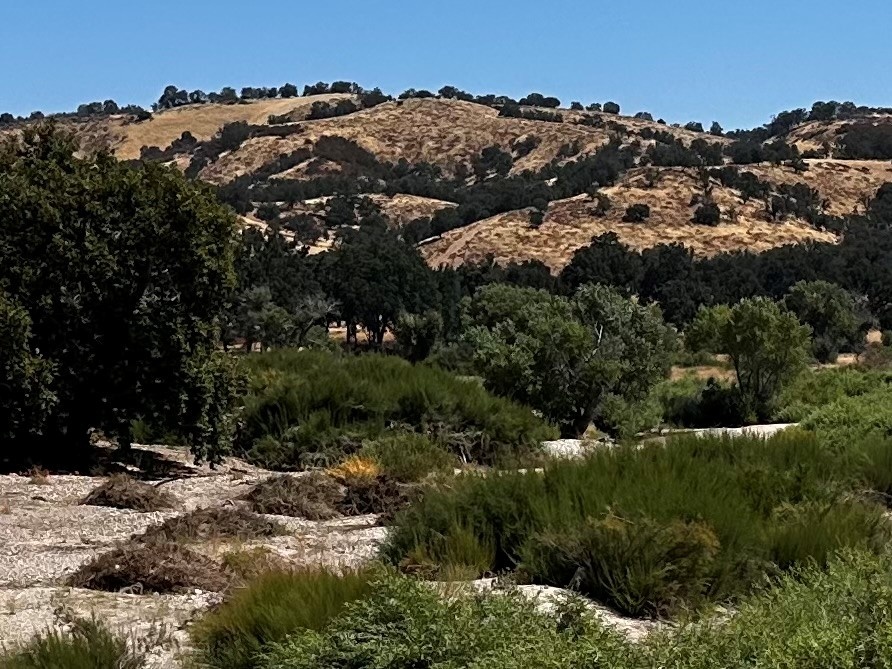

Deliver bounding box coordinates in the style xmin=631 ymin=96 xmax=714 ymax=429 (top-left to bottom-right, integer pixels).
xmin=7 ymin=92 xmax=892 ymax=271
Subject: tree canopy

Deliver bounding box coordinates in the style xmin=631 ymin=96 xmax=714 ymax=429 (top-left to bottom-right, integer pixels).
xmin=0 ymin=125 xmax=240 ymax=463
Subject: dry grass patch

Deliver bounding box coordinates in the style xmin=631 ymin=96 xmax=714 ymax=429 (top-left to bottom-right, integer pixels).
xmin=67 ymin=540 xmax=232 ymax=594
xmin=141 ymin=506 xmax=285 ymax=543
xmin=80 ymin=474 xmax=175 ymax=512
xmin=220 ymin=546 xmax=294 ymax=582
xmin=340 ymin=474 xmax=414 ymax=518
xmin=243 ymin=473 xmax=344 ymax=520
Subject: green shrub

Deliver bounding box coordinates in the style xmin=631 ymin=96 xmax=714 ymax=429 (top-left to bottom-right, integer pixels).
xmin=861 ymin=436 xmax=892 ymax=499
xmin=258 ymin=573 xmax=632 ymax=669
xmin=198 ymin=554 xmax=892 ymax=669
xmin=801 ymin=386 xmax=892 ymax=447
xmin=644 ymin=551 xmax=892 ymax=668
xmin=191 ymin=568 xmax=375 ymax=669
xmin=0 ymin=618 xmax=142 ymax=669
xmin=385 ymin=431 xmax=887 ymax=617
xmin=361 ymin=433 xmax=457 ymax=482
xmin=237 ymin=349 xmax=555 ymax=469
xmin=777 ymin=366 xmax=892 ymax=422
xmin=767 ymin=501 xmax=890 ymax=570
xmin=523 ymin=515 xmax=720 ymax=617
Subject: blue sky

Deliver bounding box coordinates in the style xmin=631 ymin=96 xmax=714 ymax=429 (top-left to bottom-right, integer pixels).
xmin=1 ymin=0 xmax=888 ymax=129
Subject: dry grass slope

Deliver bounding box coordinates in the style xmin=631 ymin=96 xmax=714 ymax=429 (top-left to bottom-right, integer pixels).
xmin=422 ymin=167 xmax=838 ymax=270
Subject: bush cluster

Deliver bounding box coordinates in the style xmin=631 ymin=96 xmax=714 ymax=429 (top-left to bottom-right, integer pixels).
xmin=236 ymin=349 xmax=555 ymax=469
xmin=384 ymin=430 xmax=891 ymax=617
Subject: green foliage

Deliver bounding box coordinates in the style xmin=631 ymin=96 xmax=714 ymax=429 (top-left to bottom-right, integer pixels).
xmin=250 ymin=556 xmax=892 ymax=669
xmin=237 ymin=349 xmax=555 ymax=469
xmin=0 ymin=617 xmax=142 ymax=669
xmin=0 ymin=291 xmax=55 ymax=444
xmin=684 ymin=305 xmax=731 ymax=354
xmin=258 ymin=574 xmax=632 ymax=669
xmin=321 ymin=225 xmax=438 ymax=347
xmin=653 ymin=377 xmax=744 ymax=428
xmin=622 ymin=203 xmax=651 ymax=222
xmin=720 ymin=298 xmax=811 ymax=421
xmin=783 ymin=280 xmax=868 ymax=363
xmin=0 ymin=124 xmax=239 ymax=461
xmin=393 ymin=310 xmax=444 ymax=362
xmin=361 ymin=433 xmax=457 ymax=482
xmin=191 ymin=569 xmax=375 ymax=669
xmin=777 ymin=366 xmax=892 ymax=422
xmin=801 ymin=386 xmax=892 ymax=447
xmin=524 ymin=515 xmax=721 ymax=618
xmin=463 ymin=283 xmax=675 ymax=437
xmin=386 ymin=431 xmax=888 ymax=617
xmin=692 ymin=201 xmax=721 ymax=226
xmin=644 ymin=551 xmax=892 ymax=668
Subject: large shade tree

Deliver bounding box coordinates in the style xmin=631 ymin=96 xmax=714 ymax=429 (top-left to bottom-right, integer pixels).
xmin=463 ymin=283 xmax=675 ymax=437
xmin=322 ymin=225 xmax=438 ymax=347
xmin=0 ymin=125 xmax=240 ymax=463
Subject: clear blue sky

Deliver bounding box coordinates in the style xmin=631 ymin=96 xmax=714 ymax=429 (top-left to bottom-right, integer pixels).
xmin=1 ymin=0 xmax=889 ymax=129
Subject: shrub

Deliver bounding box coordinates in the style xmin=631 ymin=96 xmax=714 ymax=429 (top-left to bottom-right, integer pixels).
xmin=463 ymin=284 xmax=675 ymax=437
xmin=692 ymin=201 xmax=721 ymax=226
xmin=0 ymin=618 xmax=143 ymax=669
xmin=79 ymin=474 xmax=175 ymax=512
xmin=385 ymin=431 xmax=887 ymax=616
xmin=684 ymin=305 xmax=731 ymax=354
xmin=525 ymin=515 xmax=720 ymax=618
xmin=655 ymin=377 xmax=745 ymax=428
xmin=237 ymin=349 xmax=554 ymax=468
xmin=801 ymin=387 xmax=892 ymax=447
xmin=338 ymin=473 xmax=411 ymax=517
xmin=258 ymin=573 xmax=630 ymax=669
xmin=191 ymin=569 xmax=375 ymax=669
xmin=776 ymin=366 xmax=892 ymax=422
xmin=0 ymin=125 xmax=240 ymax=462
xmin=719 ymin=298 xmax=811 ymax=421
xmin=242 ymin=473 xmax=344 ymax=520
xmin=783 ymin=280 xmax=867 ymax=363
xmin=644 ymin=551 xmax=892 ymax=668
xmin=361 ymin=433 xmax=457 ymax=482
xmin=622 ymin=203 xmax=651 ymax=222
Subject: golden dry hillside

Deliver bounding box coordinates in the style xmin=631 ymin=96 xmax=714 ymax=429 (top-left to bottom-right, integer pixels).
xmin=198 ymin=98 xmax=714 ymax=183
xmin=747 ymin=160 xmax=892 ymax=216
xmin=12 ymin=95 xmax=891 ymax=270
xmin=421 ymin=167 xmax=838 ymax=270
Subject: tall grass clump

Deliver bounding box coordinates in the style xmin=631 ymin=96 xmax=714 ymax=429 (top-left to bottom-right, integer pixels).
xmin=0 ymin=618 xmax=142 ymax=669
xmin=191 ymin=568 xmax=375 ymax=669
xmin=237 ymin=349 xmax=556 ymax=469
xmin=360 ymin=433 xmax=458 ymax=482
xmin=385 ymin=430 xmax=889 ymax=617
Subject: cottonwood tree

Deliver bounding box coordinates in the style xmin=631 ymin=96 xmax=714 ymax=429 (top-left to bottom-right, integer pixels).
xmin=463 ymin=283 xmax=675 ymax=437
xmin=719 ymin=298 xmax=810 ymax=420
xmin=0 ymin=125 xmax=241 ymax=463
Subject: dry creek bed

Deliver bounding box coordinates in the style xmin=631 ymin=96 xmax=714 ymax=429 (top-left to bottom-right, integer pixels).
xmin=0 ymin=443 xmax=657 ymax=666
